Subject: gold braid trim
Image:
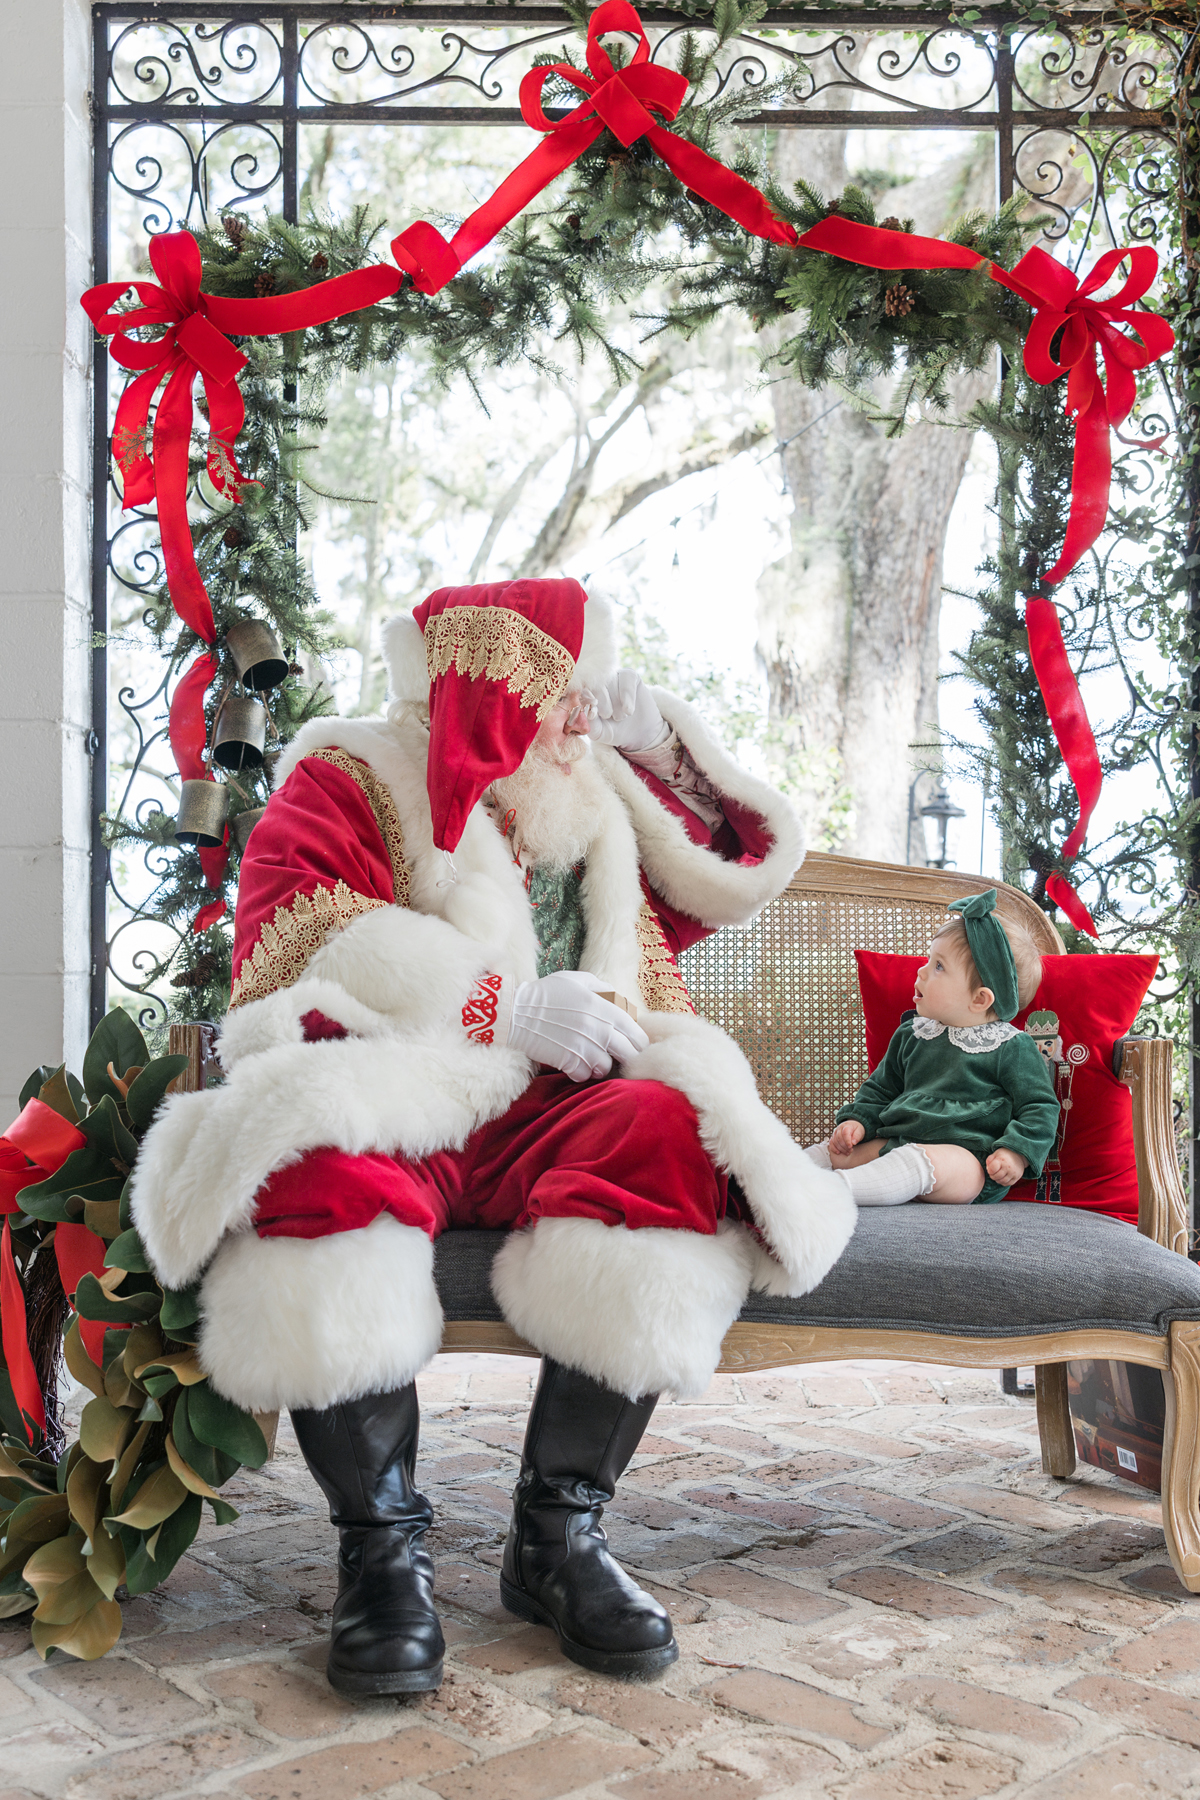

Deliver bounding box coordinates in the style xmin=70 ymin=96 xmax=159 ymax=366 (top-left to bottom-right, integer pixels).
xmin=636 ymin=901 xmax=695 ymax=1016
xmin=424 ymin=606 xmax=575 ymax=722
xmin=229 ymin=884 xmax=386 ymax=1010
xmin=303 ymin=747 xmax=411 ymax=908
xmin=228 ymin=748 xmax=413 ymax=1011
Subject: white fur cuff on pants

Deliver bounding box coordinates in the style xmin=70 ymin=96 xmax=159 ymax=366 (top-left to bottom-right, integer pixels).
xmin=198 ymin=1215 xmax=444 ymax=1413
xmin=490 ymin=1216 xmax=756 ymax=1401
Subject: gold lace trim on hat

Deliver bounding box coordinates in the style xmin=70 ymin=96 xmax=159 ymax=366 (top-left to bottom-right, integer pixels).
xmin=228 ymin=748 xmax=412 ymax=1011
xmin=424 ymin=605 xmax=575 ymax=722
xmin=635 ymin=901 xmax=695 ymax=1016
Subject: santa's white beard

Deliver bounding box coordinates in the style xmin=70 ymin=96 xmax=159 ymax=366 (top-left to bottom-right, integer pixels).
xmin=491 ymin=735 xmax=608 ymax=872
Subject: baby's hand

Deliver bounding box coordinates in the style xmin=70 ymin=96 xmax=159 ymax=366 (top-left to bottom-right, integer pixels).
xmin=829 ymin=1120 xmax=865 ymax=1157
xmin=986 ymin=1147 xmax=1026 ymax=1187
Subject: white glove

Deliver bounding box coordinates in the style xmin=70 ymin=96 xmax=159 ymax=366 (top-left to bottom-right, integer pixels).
xmin=506 ymin=970 xmax=650 ymax=1082
xmin=585 ymin=669 xmax=667 ymax=754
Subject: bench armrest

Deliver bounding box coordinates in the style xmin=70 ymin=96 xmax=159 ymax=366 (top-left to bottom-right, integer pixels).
xmin=1114 ymin=1036 xmax=1188 ymax=1254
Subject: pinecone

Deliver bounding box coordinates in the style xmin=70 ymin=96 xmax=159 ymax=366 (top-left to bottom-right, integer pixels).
xmin=288 ymin=661 xmax=305 ymax=677
xmin=879 ymin=216 xmax=902 ymax=233
xmin=311 ymin=251 xmax=329 ymax=273
xmin=222 ymin=214 xmax=249 ymax=249
xmin=171 ymin=952 xmax=219 ymax=990
xmin=254 ymin=269 xmax=277 ymax=298
xmin=566 ymin=213 xmax=582 ymax=233
xmin=223 ymin=526 xmax=243 ymax=549
xmin=885 ymin=281 xmax=916 ymax=318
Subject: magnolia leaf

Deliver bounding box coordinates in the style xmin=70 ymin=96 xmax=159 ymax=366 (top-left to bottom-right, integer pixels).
xmin=78 ymin=1397 xmax=134 ymax=1468
xmin=105 ymin=1230 xmax=151 ymax=1275
xmin=165 ymin=1434 xmax=220 ymax=1500
xmin=76 ymin=1095 xmax=139 ymax=1172
xmin=144 ymin=1490 xmax=201 ymax=1574
xmin=136 ymin=1350 xmax=205 ymax=1386
xmin=125 ymin=1058 xmax=189 ymax=1133
xmin=186 ymin=1383 xmax=269 ymax=1470
xmin=206 ymin=1497 xmax=239 ymax=1527
xmin=158 ymin=1283 xmax=201 ymax=1336
xmin=74 ymin=1272 xmax=160 ymax=1325
xmin=85 ymin=1518 xmax=125 ymax=1601
xmin=103 ymin=1358 xmax=139 ymax=1411
xmin=105 ymin=1461 xmax=188 ymax=1530
xmin=0 ymin=1591 xmax=35 ymax=1618
xmin=65 ymin=1456 xmax=106 ymax=1543
xmin=23 ymin=1532 xmax=87 ymax=1602
xmin=16 ymin=1144 xmax=122 ymax=1221
xmin=83 ymin=1200 xmax=122 ymax=1241
xmin=172 ymin=1393 xmax=238 ymax=1490
xmin=37 ymin=1066 xmax=80 ymax=1126
xmin=0 ymin=1444 xmax=54 ymax=1493
xmin=63 ymin=1320 xmax=107 ymax=1401
xmin=141 ymin=1375 xmax=176 ymax=1402
xmin=82 ymin=1011 xmax=149 ymax=1106
xmin=0 ymin=1494 xmax=71 ymax=1569
xmin=32 ymin=1594 xmax=123 ymax=1661
xmin=137 ymin=1395 xmax=164 ymax=1423
xmin=121 ymin=1322 xmax=164 ymax=1382
xmin=108 ymin=1420 xmax=150 ymax=1513
xmin=18 ymin=1067 xmax=59 ymax=1111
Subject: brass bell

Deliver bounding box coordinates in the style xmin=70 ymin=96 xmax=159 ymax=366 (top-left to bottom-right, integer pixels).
xmin=212 ymin=694 xmax=268 ymax=771
xmin=225 ymin=619 xmax=289 ymax=691
xmin=175 ymin=779 xmax=229 ymax=847
xmin=232 ymin=805 xmax=267 ymax=854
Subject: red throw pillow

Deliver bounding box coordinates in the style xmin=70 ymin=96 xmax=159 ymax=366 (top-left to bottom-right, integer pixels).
xmin=852 ymin=949 xmax=1159 ymax=1223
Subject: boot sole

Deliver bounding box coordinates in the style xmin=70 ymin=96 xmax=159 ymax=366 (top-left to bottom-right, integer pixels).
xmin=499 ymin=1577 xmax=678 ymax=1678
xmin=327 ymin=1659 xmax=444 ymax=1696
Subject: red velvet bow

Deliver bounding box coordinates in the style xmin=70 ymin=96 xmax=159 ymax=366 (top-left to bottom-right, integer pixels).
xmin=796 ymin=218 xmax=1176 ymax=935
xmin=0 ymin=1100 xmax=104 ymax=1439
xmin=82 ymin=234 xmax=403 ymax=915
xmin=392 ymin=0 xmax=796 ymax=296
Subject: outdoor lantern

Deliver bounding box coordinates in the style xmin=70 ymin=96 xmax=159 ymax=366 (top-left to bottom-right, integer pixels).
xmin=225 ymin=618 xmax=290 ymax=691
xmin=212 ymin=694 xmax=268 ymax=770
xmin=233 ymin=805 xmax=267 ymax=854
xmin=920 ymin=779 xmax=966 ymax=870
xmin=175 ymin=779 xmax=229 ymax=847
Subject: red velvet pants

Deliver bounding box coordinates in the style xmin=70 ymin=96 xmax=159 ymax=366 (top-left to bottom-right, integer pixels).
xmin=254 ymin=1073 xmax=731 ymax=1241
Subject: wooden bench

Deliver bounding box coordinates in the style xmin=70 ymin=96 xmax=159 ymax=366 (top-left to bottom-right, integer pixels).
xmin=181 ymin=854 xmax=1200 ymax=1591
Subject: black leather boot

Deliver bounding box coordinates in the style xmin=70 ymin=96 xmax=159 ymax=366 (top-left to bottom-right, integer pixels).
xmin=290 ymin=1386 xmax=444 ymax=1695
xmin=500 ymin=1359 xmax=677 ymax=1677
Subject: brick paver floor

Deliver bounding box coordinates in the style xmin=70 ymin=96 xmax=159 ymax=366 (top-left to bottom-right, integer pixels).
xmin=4 ymin=1356 xmax=1199 ymax=1799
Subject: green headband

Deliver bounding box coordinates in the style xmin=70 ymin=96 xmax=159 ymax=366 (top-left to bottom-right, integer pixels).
xmin=946 ymin=889 xmax=1020 ymax=1022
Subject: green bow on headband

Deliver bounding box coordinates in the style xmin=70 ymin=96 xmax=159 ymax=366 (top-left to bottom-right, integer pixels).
xmin=947 ymin=889 xmax=1020 ymax=1022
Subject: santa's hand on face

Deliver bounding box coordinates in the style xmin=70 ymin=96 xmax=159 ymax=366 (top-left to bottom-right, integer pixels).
xmin=130 ymin=578 xmax=855 ymax=1698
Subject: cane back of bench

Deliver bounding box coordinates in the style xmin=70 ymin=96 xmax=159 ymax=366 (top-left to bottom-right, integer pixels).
xmin=678 ymin=852 xmax=1064 ymax=1150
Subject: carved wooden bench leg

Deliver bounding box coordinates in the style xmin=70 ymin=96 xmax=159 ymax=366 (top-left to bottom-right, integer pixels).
xmin=1035 ymin=1363 xmax=1076 ymax=1478
xmin=1162 ymin=1320 xmax=1200 ymax=1593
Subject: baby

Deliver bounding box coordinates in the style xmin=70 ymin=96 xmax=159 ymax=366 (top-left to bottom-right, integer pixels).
xmin=806 ymin=890 xmax=1060 ymax=1207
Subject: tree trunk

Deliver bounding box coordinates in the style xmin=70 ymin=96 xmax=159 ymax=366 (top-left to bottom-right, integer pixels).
xmin=757 ymin=130 xmax=997 ymax=864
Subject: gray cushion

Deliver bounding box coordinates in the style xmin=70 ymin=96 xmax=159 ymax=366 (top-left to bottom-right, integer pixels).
xmin=433 ymin=1204 xmax=1200 ymax=1340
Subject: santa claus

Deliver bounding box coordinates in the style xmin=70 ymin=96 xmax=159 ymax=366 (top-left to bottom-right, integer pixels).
xmin=132 ymin=578 xmax=854 ymax=1696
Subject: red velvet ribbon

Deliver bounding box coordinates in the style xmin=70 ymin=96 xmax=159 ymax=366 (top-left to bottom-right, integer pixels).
xmin=796 ymin=217 xmax=1175 ymax=934
xmin=0 ymin=1099 xmax=106 ymax=1437
xmin=82 ymin=234 xmax=403 ymax=918
xmin=391 ymin=0 xmax=797 ymax=296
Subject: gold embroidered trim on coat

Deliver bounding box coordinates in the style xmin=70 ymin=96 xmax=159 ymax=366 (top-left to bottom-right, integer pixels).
xmin=424 ymin=606 xmax=575 ymax=722
xmin=636 ymin=901 xmax=695 ymax=1016
xmin=303 ymin=746 xmax=411 ymax=908
xmin=229 ymin=884 xmax=386 ymax=1010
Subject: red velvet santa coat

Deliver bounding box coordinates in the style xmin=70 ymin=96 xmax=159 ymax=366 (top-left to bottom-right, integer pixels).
xmin=132 ymin=618 xmax=854 ymax=1412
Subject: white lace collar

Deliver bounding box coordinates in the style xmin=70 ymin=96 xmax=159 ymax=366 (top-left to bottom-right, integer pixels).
xmin=911 ymin=1015 xmax=1018 ymax=1054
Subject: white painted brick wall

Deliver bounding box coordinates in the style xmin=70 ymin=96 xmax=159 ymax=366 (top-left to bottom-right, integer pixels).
xmin=0 ymin=1 xmax=93 ymax=1120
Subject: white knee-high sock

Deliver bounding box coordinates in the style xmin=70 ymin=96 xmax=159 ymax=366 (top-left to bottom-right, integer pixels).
xmin=803 ymin=1141 xmax=833 ymax=1170
xmin=837 ymin=1143 xmax=935 ymax=1207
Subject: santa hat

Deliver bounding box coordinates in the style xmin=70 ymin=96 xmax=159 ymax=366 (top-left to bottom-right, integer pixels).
xmin=382 ymin=579 xmax=617 ymax=853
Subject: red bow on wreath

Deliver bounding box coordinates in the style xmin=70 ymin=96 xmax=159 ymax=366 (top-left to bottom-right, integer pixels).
xmin=391 ymin=0 xmax=796 ymax=294
xmin=0 ymin=1101 xmax=109 ymax=1439
xmin=798 ymin=218 xmax=1175 ymax=934
xmin=82 ymin=235 xmax=403 ymax=921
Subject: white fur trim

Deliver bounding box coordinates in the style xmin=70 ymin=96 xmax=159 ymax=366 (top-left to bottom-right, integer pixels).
xmin=198 ymin=1216 xmax=443 ymax=1410
xmin=626 ymin=1014 xmax=857 ymax=1296
xmin=131 ymin=1035 xmax=531 ymax=1290
xmin=574 ymin=596 xmax=618 ymax=692
xmin=598 ymin=691 xmax=805 ymax=929
xmin=381 ymin=612 xmax=428 ymax=704
xmin=491 ymin=1216 xmax=755 ymax=1400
